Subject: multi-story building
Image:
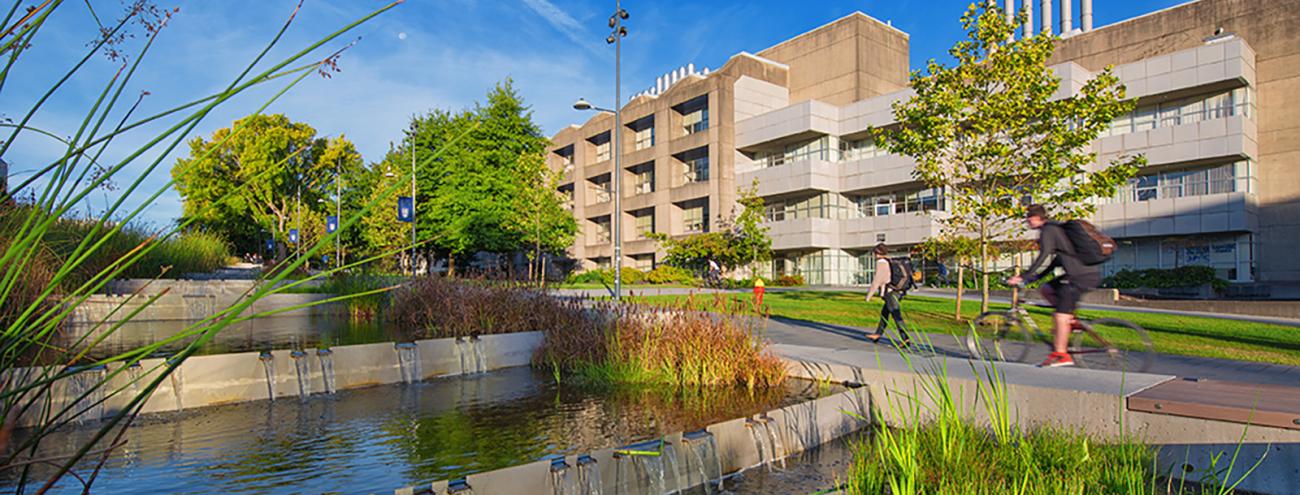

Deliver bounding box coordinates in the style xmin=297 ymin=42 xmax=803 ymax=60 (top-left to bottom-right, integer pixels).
xmin=548 ymin=0 xmax=1299 ymax=290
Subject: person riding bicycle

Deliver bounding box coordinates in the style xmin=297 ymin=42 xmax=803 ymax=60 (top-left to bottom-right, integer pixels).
xmin=864 ymin=243 xmax=912 ymax=346
xmin=1006 ymin=205 xmax=1101 ymax=368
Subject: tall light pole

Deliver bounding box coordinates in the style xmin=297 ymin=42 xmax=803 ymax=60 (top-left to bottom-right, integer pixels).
xmin=406 ymin=128 xmax=418 ymax=277
xmin=573 ymin=1 xmax=629 ymax=301
xmin=335 ymin=156 xmax=342 ymax=270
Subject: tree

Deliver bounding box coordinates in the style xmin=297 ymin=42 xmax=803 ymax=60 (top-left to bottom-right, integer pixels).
xmin=172 ymin=114 xmax=352 ymax=260
xmin=874 ymin=4 xmax=1144 ymax=312
xmin=918 ymin=235 xmax=980 ymax=320
xmin=654 ymin=184 xmax=771 ymax=274
xmin=513 ymin=152 xmax=577 ymax=282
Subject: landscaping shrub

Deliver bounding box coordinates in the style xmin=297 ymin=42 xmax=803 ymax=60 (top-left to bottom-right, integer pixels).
xmin=565 ymin=269 xmax=609 ymax=285
xmin=619 ymin=266 xmax=646 ymax=285
xmin=385 ymin=277 xmax=587 ymax=340
xmin=1104 ymin=266 xmax=1227 ymax=291
xmin=643 ymin=265 xmax=694 ymax=285
xmin=773 ymin=274 xmax=804 ymax=287
xmin=534 ymin=296 xmax=786 ymax=390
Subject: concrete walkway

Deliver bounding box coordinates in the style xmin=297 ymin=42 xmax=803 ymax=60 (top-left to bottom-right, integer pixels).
xmin=760 ymin=316 xmax=1300 ymax=387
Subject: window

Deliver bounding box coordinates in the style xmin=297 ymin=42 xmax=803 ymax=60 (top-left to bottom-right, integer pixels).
xmin=678 ymin=147 xmax=709 ymax=184
xmin=630 ymin=163 xmax=655 ymax=195
xmin=588 ymin=175 xmax=612 ymax=204
xmin=682 ymin=201 xmax=708 ymax=233
xmin=591 ymin=217 xmax=611 ymax=244
xmin=854 ymin=188 xmax=946 ymax=217
xmin=755 ymin=137 xmax=833 ymax=168
xmin=676 ymin=96 xmax=709 ymax=136
xmin=554 ymin=145 xmax=575 ymax=174
xmin=631 ymin=254 xmax=655 ymax=271
xmin=630 ymin=116 xmax=655 ymax=151
xmin=1111 ymin=161 xmax=1255 ymax=203
xmin=765 ymin=193 xmax=857 ymax=222
xmin=840 ymin=136 xmax=886 ymax=161
xmin=633 ymin=209 xmax=655 ymax=239
xmin=558 ymin=184 xmax=574 ymax=210
xmin=1106 ymin=87 xmax=1253 ymax=137
xmin=589 ymin=132 xmax=611 ymax=162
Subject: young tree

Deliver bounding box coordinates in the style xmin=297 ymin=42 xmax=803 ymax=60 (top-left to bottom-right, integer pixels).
xmin=874 ymin=4 xmax=1144 ymax=312
xmin=918 ymin=234 xmax=980 ymax=320
xmin=513 ymin=152 xmax=577 ymax=282
xmin=654 ymin=183 xmax=771 ymax=274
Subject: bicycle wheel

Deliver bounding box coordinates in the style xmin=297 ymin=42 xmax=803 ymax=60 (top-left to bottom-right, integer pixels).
xmin=966 ymin=311 xmax=1032 ymax=364
xmin=1070 ymin=318 xmax=1155 ymax=373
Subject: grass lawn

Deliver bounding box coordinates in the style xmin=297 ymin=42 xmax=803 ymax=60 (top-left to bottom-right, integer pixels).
xmin=631 ymin=290 xmax=1300 ymax=367
xmin=557 ymin=282 xmax=694 ymax=290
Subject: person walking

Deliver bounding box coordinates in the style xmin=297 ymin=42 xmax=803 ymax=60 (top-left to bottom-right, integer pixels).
xmin=864 ymin=243 xmax=912 ymax=346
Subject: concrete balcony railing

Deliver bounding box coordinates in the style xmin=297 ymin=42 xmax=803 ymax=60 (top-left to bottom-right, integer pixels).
xmin=839 ymin=211 xmax=944 ymax=248
xmin=738 ymin=156 xmax=840 ymax=198
xmin=765 ymin=217 xmax=840 ymax=251
xmin=838 ymin=153 xmax=918 ymax=193
xmin=735 ymin=100 xmax=840 ymax=149
xmin=1095 ymin=115 xmax=1256 ymax=168
xmin=1093 ymin=192 xmax=1257 ymax=238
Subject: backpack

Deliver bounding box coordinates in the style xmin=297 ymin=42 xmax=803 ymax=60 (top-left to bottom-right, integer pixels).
xmin=1061 ymin=219 xmax=1115 ymax=266
xmin=887 ymin=257 xmax=916 ymax=293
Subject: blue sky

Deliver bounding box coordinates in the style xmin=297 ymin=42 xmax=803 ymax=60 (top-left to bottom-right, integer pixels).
xmin=5 ymin=0 xmax=1187 ymax=226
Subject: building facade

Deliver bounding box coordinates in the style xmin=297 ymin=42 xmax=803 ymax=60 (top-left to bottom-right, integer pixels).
xmin=548 ymin=0 xmax=1299 ymax=289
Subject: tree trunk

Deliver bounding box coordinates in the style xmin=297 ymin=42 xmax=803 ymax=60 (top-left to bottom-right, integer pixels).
xmin=447 ymin=255 xmax=456 ymax=278
xmin=540 ymin=255 xmax=548 ymax=288
xmin=1011 ymin=254 xmax=1022 ymax=304
xmin=980 ymin=220 xmax=990 ymax=313
xmin=955 ymin=262 xmax=965 ymax=320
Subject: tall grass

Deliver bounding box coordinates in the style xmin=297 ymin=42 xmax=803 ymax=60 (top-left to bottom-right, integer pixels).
xmin=385 ymin=277 xmax=588 ymax=340
xmin=842 ymin=335 xmax=1261 ymax=494
xmin=536 ymin=295 xmax=787 ymax=390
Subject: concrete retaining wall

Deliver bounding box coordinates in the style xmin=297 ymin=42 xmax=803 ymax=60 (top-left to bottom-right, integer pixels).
xmin=69 ymin=292 xmax=338 ymax=324
xmin=398 ymin=385 xmax=870 ymax=495
xmin=7 ymin=331 xmax=544 ymax=427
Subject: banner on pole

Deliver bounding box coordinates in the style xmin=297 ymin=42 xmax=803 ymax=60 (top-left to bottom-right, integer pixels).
xmin=326 ymin=215 xmax=339 ymax=233
xmin=265 ymin=239 xmax=275 ymax=251
xmin=288 ymin=229 xmax=299 ymax=244
xmin=397 ymin=196 xmax=414 ymax=223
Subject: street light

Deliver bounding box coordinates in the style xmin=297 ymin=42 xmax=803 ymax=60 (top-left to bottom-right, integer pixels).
xmin=573 ymin=1 xmax=629 ymax=301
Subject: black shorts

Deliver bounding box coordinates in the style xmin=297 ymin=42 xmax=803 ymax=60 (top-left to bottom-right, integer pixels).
xmin=1048 ymin=274 xmax=1099 ymax=314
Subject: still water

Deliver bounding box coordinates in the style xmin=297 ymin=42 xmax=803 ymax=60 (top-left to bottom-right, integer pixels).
xmin=63 ymin=313 xmax=389 ymax=358
xmin=6 ymin=367 xmax=834 ymax=494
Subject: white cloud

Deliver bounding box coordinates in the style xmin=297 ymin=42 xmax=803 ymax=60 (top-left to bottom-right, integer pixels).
xmin=520 ymin=0 xmax=600 ymax=54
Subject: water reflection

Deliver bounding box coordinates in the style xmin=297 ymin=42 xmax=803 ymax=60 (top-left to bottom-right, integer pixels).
xmin=5 ymin=367 xmax=833 ymax=494
xmin=62 ymin=313 xmax=388 ymax=358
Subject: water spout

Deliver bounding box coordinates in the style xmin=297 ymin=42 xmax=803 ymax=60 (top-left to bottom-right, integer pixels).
xmin=681 ymin=430 xmax=721 ymax=494
xmin=577 ymin=454 xmax=602 ymax=495
xmin=759 ymin=415 xmax=786 ymax=470
xmin=471 ymin=335 xmax=487 ymax=373
xmin=126 ymin=361 xmax=142 ymax=395
xmin=662 ymin=442 xmax=683 ymax=494
xmin=259 ymin=351 xmax=276 ymax=401
xmin=395 ymin=342 xmax=420 ymax=384
xmin=68 ymin=364 xmax=107 ymax=424
xmin=550 ymin=457 xmax=578 ymax=495
xmin=615 ymin=439 xmax=667 ymax=495
xmin=745 ymin=419 xmax=769 ymax=470
xmin=290 ymin=350 xmax=312 ymax=398
xmin=166 ymin=356 xmax=184 ymax=411
xmin=447 ymin=478 xmax=473 ymax=494
xmin=316 ymin=349 xmax=337 ymax=394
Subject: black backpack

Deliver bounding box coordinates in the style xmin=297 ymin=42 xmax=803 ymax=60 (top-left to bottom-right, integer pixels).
xmin=1061 ymin=219 xmax=1115 ymax=266
xmin=887 ymin=257 xmax=916 ymax=293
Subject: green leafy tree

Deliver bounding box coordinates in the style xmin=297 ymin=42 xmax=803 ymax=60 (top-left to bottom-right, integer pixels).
xmin=172 ymin=114 xmax=349 ymax=260
xmin=654 ymin=184 xmax=771 ymax=274
xmin=513 ymin=152 xmax=577 ymax=282
xmin=918 ymin=234 xmax=980 ymax=320
xmin=874 ymin=4 xmax=1144 ymax=311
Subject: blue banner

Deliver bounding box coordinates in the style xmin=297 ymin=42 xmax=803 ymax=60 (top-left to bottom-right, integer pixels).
xmin=288 ymin=229 xmax=299 ymax=244
xmin=265 ymin=239 xmax=275 ymax=251
xmin=326 ymin=215 xmax=339 ymax=233
xmin=397 ymin=196 xmax=414 ymax=223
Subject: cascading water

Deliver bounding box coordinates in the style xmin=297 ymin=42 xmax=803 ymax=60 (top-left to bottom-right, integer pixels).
xmin=577 ymin=454 xmax=602 ymax=495
xmin=550 ymin=458 xmax=578 ymax=495
xmin=395 ymin=342 xmax=420 ymax=384
xmin=662 ymin=442 xmax=683 ymax=494
xmin=258 ymin=351 xmax=276 ymax=401
xmin=745 ymin=419 xmax=770 ymax=471
xmin=125 ymin=361 xmax=142 ymax=395
xmin=290 ymin=350 xmax=312 ymax=398
xmin=616 ymin=440 xmax=667 ymax=495
xmin=470 ymin=335 xmax=487 ymax=373
xmin=68 ymin=365 xmax=107 ymax=424
xmin=447 ymin=478 xmax=473 ymax=494
xmin=760 ymin=416 xmax=786 ymax=470
xmin=166 ymin=357 xmax=184 ymax=411
xmin=316 ymin=349 xmax=337 ymax=394
xmin=681 ymin=430 xmax=721 ymax=494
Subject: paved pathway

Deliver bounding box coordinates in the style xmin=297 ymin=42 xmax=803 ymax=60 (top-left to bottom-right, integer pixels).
xmin=760 ymin=316 xmax=1300 ymax=387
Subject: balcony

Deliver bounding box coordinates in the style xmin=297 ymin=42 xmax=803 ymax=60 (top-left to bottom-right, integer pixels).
xmin=739 ymin=154 xmax=839 ymax=198
xmin=735 ymin=100 xmax=840 ymax=149
xmin=1093 ymin=191 xmax=1257 ymax=238
xmin=838 ymin=212 xmax=944 ymax=248
xmin=765 ymin=217 xmax=840 ymax=251
xmin=1095 ymin=115 xmax=1256 ymax=169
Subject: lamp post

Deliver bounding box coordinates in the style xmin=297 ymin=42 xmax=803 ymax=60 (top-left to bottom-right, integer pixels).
xmin=573 ymin=1 xmax=629 ymax=301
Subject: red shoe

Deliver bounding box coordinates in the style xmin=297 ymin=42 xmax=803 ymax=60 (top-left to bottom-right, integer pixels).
xmin=1038 ymin=352 xmax=1075 ymax=368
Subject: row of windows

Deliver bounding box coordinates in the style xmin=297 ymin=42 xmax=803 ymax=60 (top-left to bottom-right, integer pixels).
xmin=586 ymin=202 xmax=707 ymax=244
xmin=1107 ymin=161 xmax=1254 ymax=204
xmin=764 ymin=188 xmax=946 ymax=222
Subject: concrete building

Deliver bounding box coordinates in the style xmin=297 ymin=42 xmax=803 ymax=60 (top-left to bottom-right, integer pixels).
xmin=548 ymin=0 xmax=1299 ymax=291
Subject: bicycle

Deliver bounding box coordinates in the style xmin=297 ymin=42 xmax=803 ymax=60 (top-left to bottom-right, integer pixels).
xmin=964 ymin=283 xmax=1155 ymax=372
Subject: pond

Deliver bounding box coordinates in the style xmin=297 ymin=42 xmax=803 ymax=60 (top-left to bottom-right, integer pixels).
xmin=62 ymin=313 xmax=389 ymax=358
xmin=5 ymin=366 xmax=838 ymax=494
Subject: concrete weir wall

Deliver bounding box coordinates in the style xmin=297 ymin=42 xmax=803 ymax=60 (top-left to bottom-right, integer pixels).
xmin=399 ymin=386 xmax=871 ymax=495
xmin=9 ymin=332 xmax=543 ymax=427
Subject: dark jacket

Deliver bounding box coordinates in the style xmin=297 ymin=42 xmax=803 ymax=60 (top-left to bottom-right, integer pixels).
xmin=1023 ymin=221 xmax=1100 ymax=283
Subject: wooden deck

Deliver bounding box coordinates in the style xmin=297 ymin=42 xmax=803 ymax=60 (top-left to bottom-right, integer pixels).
xmin=1127 ymin=377 xmax=1300 ymax=431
